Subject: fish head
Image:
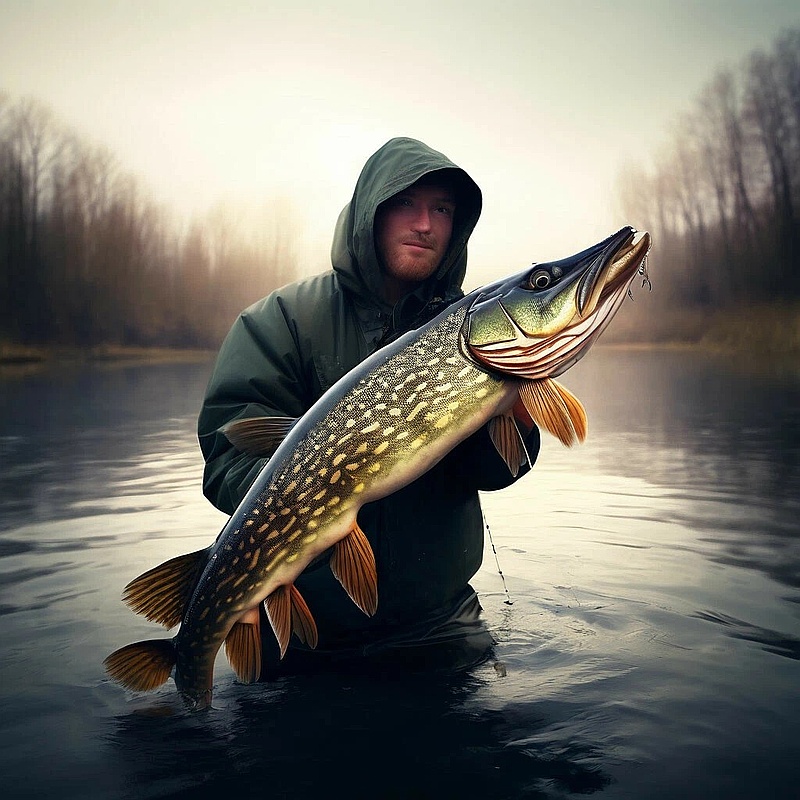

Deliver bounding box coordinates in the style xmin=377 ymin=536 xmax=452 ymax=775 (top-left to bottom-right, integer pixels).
xmin=462 ymin=226 xmax=651 ymax=379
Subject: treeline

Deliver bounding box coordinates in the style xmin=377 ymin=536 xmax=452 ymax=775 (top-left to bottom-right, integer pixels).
xmin=0 ymin=93 xmax=297 ymax=349
xmin=616 ymin=28 xmax=800 ymax=329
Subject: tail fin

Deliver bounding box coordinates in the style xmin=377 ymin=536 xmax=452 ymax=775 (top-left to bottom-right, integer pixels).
xmin=104 ymin=639 xmax=175 ymax=692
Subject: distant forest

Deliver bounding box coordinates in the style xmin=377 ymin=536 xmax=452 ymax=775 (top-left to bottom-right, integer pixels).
xmin=616 ymin=28 xmax=800 ymax=338
xmin=0 ymin=93 xmax=298 ymax=349
xmin=2 ymin=28 xmax=799 ymax=351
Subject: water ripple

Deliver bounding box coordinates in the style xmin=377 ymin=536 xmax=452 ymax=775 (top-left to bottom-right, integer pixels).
xmin=693 ymin=610 xmax=800 ymax=661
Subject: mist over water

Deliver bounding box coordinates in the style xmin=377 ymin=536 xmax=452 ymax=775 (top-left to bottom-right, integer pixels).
xmin=1 ymin=349 xmax=798 ymax=799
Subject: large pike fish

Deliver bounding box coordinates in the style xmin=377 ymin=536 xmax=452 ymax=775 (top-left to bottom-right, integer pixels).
xmin=105 ymin=226 xmax=651 ymax=707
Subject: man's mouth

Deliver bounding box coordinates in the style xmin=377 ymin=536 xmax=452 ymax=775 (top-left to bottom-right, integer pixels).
xmin=402 ymin=240 xmax=433 ymax=250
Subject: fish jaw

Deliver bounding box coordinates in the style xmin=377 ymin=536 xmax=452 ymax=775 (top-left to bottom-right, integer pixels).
xmin=462 ymin=227 xmax=651 ymax=379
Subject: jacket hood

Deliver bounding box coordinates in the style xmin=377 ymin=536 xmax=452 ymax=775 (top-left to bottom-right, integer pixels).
xmin=331 ymin=137 xmax=482 ymax=315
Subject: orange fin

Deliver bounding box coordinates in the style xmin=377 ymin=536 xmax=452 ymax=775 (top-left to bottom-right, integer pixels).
xmin=224 ymin=609 xmax=262 ymax=684
xmin=104 ymin=639 xmax=175 ymax=691
xmin=264 ymin=584 xmax=319 ymax=658
xmin=221 ymin=416 xmax=298 ymax=457
xmin=289 ymin=584 xmax=319 ymax=649
xmin=519 ymin=378 xmax=587 ymax=447
xmin=330 ymin=521 xmax=378 ymax=617
xmin=488 ymin=413 xmax=529 ymax=477
xmin=122 ymin=547 xmax=211 ymax=628
xmin=547 ymin=378 xmax=588 ymax=442
xmin=265 ymin=585 xmax=292 ymax=658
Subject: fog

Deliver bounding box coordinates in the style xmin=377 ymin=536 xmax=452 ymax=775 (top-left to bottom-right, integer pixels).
xmin=2 ymin=0 xmax=798 ymax=285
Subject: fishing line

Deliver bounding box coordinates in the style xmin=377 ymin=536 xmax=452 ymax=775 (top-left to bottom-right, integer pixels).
xmin=483 ymin=514 xmax=513 ymax=605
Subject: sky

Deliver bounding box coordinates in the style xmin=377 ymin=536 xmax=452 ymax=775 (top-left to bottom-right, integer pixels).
xmin=2 ymin=0 xmax=799 ymax=287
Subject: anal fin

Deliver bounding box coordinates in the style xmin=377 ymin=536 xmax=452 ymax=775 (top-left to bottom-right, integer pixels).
xmin=224 ymin=607 xmax=262 ymax=683
xmin=265 ymin=584 xmax=319 ymax=659
xmin=289 ymin=585 xmax=319 ymax=649
xmin=330 ymin=521 xmax=378 ymax=617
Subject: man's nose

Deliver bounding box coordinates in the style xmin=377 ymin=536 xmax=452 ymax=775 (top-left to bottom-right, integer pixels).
xmin=410 ymin=208 xmax=432 ymax=232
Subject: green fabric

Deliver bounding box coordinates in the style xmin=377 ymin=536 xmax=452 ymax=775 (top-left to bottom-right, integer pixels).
xmin=197 ymin=137 xmax=540 ymax=655
xmin=330 ymin=136 xmax=482 ymax=317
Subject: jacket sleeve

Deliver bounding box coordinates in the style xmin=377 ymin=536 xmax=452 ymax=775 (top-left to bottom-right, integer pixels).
xmin=197 ymin=292 xmax=315 ymax=515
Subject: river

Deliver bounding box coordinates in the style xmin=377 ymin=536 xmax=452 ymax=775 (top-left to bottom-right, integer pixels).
xmin=0 ymin=347 xmax=798 ymax=799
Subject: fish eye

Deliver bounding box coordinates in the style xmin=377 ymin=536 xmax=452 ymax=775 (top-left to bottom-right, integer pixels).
xmin=529 ymin=269 xmax=552 ymax=290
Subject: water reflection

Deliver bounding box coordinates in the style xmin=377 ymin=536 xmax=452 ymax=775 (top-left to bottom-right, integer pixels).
xmin=106 ymin=669 xmax=612 ymax=799
xmin=1 ymin=350 xmax=799 ymax=799
xmin=0 ymin=361 xmax=216 ymax=532
xmin=693 ymin=609 xmax=800 ymax=661
xmin=566 ymin=348 xmax=800 ymax=503
xmin=560 ymin=348 xmax=800 ymax=597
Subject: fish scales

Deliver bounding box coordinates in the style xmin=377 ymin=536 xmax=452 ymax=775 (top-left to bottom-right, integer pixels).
xmin=195 ymin=305 xmax=507 ymax=594
xmin=172 ymin=304 xmax=514 ymax=693
xmin=105 ymin=226 xmax=652 ymax=707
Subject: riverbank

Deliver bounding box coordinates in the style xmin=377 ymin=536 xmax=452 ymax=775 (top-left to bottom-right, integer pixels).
xmin=2 ymin=303 xmax=799 ymax=367
xmin=601 ymin=302 xmax=800 ymax=354
xmin=699 ymin=304 xmax=800 ymax=354
xmin=0 ymin=342 xmax=216 ymax=366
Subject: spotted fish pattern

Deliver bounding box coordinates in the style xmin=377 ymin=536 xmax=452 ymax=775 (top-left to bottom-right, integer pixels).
xmin=104 ymin=226 xmax=651 ymax=708
xmin=107 ymin=304 xmax=517 ymax=706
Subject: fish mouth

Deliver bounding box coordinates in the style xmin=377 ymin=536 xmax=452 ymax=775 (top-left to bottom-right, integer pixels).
xmin=576 ymin=228 xmax=651 ymax=317
xmin=463 ymin=226 xmax=652 ymax=380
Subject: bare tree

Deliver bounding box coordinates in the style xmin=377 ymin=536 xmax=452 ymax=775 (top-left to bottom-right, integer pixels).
xmin=0 ymin=91 xmax=299 ymax=349
xmin=712 ymin=70 xmax=760 ymax=244
xmin=613 ymin=26 xmax=800 ymax=328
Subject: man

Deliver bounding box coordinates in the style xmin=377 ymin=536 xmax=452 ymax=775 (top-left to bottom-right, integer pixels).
xmin=197 ymin=137 xmax=540 ymax=677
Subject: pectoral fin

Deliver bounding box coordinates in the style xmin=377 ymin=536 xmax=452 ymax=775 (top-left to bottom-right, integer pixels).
xmin=330 ymin=521 xmax=378 ymax=617
xmin=221 ymin=416 xmax=299 ymax=457
xmin=264 ymin=584 xmax=319 ymax=659
xmin=554 ymin=380 xmax=588 ymax=442
xmin=488 ymin=413 xmax=529 ymax=477
xmin=519 ymin=378 xmax=587 ymax=447
xmin=122 ymin=547 xmax=211 ymax=628
xmin=224 ymin=607 xmax=262 ymax=683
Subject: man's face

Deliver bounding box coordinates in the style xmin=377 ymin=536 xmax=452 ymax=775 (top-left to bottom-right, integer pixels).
xmin=374 ymin=180 xmax=456 ymax=303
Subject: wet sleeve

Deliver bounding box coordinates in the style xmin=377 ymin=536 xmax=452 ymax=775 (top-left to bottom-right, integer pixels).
xmin=197 ymin=293 xmax=312 ymax=515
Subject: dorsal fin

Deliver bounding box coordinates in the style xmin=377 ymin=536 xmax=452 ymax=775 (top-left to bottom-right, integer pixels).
xmin=330 ymin=521 xmax=378 ymax=617
xmin=488 ymin=413 xmax=529 ymax=477
xmin=122 ymin=547 xmax=211 ymax=628
xmin=518 ymin=378 xmax=588 ymax=447
xmin=221 ymin=416 xmax=298 ymax=457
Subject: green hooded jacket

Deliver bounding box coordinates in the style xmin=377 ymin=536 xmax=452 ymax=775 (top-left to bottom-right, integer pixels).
xmin=197 ymin=137 xmax=540 ymax=659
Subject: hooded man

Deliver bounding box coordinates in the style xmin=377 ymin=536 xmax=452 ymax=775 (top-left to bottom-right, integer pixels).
xmin=197 ymin=137 xmax=540 ymax=677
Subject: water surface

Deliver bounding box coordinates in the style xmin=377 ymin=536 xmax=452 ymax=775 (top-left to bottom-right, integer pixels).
xmin=1 ymin=349 xmax=798 ymax=799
